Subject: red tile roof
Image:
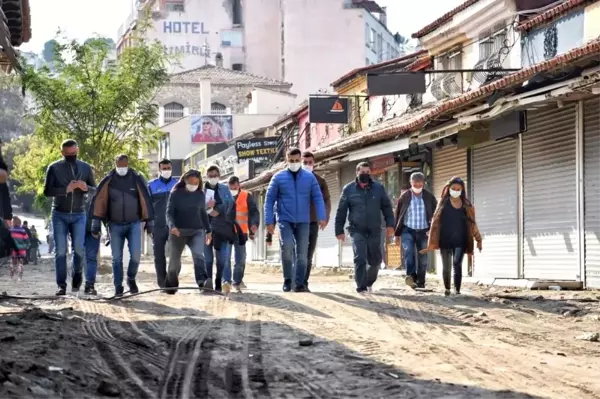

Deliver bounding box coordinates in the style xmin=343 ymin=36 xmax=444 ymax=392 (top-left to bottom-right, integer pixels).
xmin=517 ymin=0 xmax=592 ymax=31
xmin=331 ymin=50 xmax=428 ymax=88
xmin=242 ymin=38 xmax=600 ymax=189
xmin=411 ymin=0 xmax=480 ymax=39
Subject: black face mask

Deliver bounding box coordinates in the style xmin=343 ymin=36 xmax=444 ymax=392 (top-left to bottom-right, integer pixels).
xmin=358 ymin=173 xmax=370 ymax=183
xmin=64 ymin=155 xmax=77 ymax=163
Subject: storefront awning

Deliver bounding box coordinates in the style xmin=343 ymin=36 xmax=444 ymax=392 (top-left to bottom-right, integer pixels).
xmin=345 ymin=137 xmax=409 ymax=162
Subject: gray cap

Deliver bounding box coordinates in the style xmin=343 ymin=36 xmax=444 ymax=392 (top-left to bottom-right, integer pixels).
xmin=410 ymin=172 xmax=425 ymax=182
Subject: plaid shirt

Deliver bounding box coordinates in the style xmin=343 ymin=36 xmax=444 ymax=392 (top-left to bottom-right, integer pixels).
xmin=404 ymin=193 xmax=428 ymax=230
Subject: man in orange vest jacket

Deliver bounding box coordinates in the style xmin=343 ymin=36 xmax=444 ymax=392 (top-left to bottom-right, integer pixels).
xmin=228 ymin=175 xmax=260 ymax=292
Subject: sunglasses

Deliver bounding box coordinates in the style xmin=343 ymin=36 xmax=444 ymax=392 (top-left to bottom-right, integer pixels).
xmin=202 ymin=122 xmax=211 ymax=125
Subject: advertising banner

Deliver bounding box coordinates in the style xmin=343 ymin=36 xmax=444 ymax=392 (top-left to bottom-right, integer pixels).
xmin=308 ymin=96 xmax=348 ymax=124
xmin=235 ymin=137 xmax=279 ymax=163
xmin=190 ymin=114 xmax=233 ymax=143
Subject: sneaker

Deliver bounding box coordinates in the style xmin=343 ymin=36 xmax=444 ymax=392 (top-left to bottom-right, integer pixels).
xmin=367 ymin=286 xmax=373 ymax=293
xmin=233 ymin=284 xmax=242 ymax=293
xmin=405 ymin=275 xmax=417 ymax=289
xmin=282 ymin=279 xmax=292 ymax=292
xmin=294 ymin=286 xmax=307 ymax=293
xmin=444 ymin=289 xmax=451 ymax=296
xmin=128 ymin=280 xmax=139 ymax=294
xmin=455 ymin=290 xmax=461 ymax=295
xmin=84 ymin=284 xmax=97 ymax=295
xmin=115 ymin=286 xmax=124 ymax=297
xmin=356 ymin=287 xmax=368 ymax=294
xmin=240 ymin=281 xmax=247 ymax=289
xmin=56 ymin=287 xmax=66 ymax=296
xmin=222 ymin=282 xmax=232 ymax=295
xmin=72 ymin=273 xmax=83 ymax=292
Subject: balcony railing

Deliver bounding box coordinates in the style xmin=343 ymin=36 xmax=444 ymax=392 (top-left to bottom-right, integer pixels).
xmin=430 ymin=72 xmax=462 ymax=101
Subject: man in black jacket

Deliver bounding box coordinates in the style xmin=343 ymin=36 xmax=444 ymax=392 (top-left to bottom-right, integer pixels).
xmin=44 ymin=139 xmax=96 ymax=296
xmin=335 ymin=162 xmax=395 ymax=293
xmin=91 ymin=154 xmax=154 ymax=297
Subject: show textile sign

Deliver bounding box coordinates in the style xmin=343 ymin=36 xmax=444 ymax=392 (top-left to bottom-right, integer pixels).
xmin=235 ymin=138 xmax=279 ymax=163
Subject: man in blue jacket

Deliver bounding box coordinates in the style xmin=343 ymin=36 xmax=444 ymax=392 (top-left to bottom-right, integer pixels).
xmin=265 ymin=147 xmax=326 ymax=292
xmin=335 ymin=161 xmax=395 ymax=293
xmin=147 ymin=159 xmax=177 ymax=288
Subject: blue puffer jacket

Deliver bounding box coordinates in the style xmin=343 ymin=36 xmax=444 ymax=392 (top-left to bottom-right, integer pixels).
xmin=265 ymin=169 xmax=326 ymax=225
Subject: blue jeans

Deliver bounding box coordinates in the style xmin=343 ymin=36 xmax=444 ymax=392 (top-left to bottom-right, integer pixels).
xmin=233 ymin=242 xmax=246 ymax=285
xmin=351 ymin=232 xmax=382 ymax=290
xmin=278 ymin=221 xmax=310 ymax=287
xmin=84 ymin=232 xmax=100 ymax=285
xmin=166 ymin=230 xmax=208 ymax=288
xmin=52 ymin=211 xmax=86 ymax=288
xmin=109 ymin=221 xmax=142 ymax=288
xmin=205 ymin=241 xmax=233 ymax=285
xmin=401 ymin=227 xmax=428 ymax=285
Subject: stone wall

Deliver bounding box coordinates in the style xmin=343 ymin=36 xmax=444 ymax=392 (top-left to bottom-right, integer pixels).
xmin=153 ymin=83 xmax=254 ymax=114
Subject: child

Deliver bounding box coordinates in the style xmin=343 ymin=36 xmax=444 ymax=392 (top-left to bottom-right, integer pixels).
xmin=10 ymin=216 xmax=29 ymax=280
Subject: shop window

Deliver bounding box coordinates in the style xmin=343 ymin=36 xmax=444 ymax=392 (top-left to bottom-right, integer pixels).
xmin=211 ymin=102 xmax=227 ymax=114
xmin=164 ymin=102 xmax=184 ymax=124
xmin=165 ymin=2 xmax=184 ymax=12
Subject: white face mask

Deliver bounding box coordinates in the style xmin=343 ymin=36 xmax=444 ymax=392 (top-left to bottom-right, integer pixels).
xmin=288 ymin=162 xmax=301 ymax=172
xmin=208 ymin=178 xmax=219 ymax=186
xmin=116 ymin=167 xmax=128 ymax=176
xmin=412 ymin=186 xmax=423 ymax=194
xmin=186 ymin=184 xmax=198 ymax=192
xmin=449 ymin=189 xmax=462 ymax=198
xmin=302 ymin=164 xmax=314 ymax=172
xmin=230 ymin=189 xmax=239 ymax=196
xmin=160 ymin=170 xmax=172 ymax=179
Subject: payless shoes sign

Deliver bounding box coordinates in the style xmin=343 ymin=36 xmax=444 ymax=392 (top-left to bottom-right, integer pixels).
xmin=308 ymin=96 xmax=349 ymax=124
xmin=235 ymin=138 xmax=279 ymax=164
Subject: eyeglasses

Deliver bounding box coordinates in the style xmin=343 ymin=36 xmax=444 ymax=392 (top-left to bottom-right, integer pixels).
xmin=202 ymin=122 xmax=211 ymax=125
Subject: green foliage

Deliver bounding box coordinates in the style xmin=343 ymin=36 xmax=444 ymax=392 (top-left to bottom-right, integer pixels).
xmin=0 ymin=74 xmax=33 ymax=142
xmin=16 ymin=12 xmax=171 ymax=210
xmin=42 ymin=39 xmax=59 ymax=63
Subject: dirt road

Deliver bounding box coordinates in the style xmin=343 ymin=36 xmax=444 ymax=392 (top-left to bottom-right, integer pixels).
xmin=1 ymin=257 xmax=600 ymax=398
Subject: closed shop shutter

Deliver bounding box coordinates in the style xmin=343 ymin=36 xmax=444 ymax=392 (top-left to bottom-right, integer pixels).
xmin=316 ymin=171 xmax=340 ymax=267
xmin=341 ymin=163 xmax=358 ymax=267
xmin=584 ymin=97 xmax=600 ymax=287
xmin=432 ymin=146 xmax=468 ymax=274
xmin=523 ymin=104 xmax=578 ymax=280
xmin=249 ymin=191 xmax=264 ymax=262
xmin=472 ymin=139 xmax=519 ymax=278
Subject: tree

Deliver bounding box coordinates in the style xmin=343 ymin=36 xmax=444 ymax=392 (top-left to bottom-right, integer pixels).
xmin=16 ymin=15 xmax=171 ymax=210
xmin=0 ymin=75 xmax=33 ymax=142
xmin=42 ymin=39 xmax=59 ymax=63
xmin=85 ymin=37 xmax=115 ymax=49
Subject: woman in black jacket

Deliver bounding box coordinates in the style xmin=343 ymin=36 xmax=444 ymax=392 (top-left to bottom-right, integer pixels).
xmin=164 ymin=169 xmax=212 ymax=294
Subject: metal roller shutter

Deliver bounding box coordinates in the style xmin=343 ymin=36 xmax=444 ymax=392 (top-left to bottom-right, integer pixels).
xmin=316 ymin=171 xmax=340 ymax=267
xmin=341 ymin=163 xmax=358 ymax=267
xmin=472 ymin=139 xmax=519 ymax=278
xmin=522 ymin=104 xmax=578 ymax=280
xmin=432 ymin=146 xmax=468 ymax=274
xmin=584 ymin=97 xmax=600 ymax=287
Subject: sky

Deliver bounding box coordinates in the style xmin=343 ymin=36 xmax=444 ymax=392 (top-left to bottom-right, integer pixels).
xmin=20 ymin=0 xmax=465 ymax=54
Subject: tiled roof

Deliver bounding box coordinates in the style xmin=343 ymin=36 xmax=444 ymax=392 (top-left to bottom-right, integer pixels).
xmin=411 ymin=0 xmax=480 ymax=39
xmin=168 ymin=65 xmax=292 ymax=87
xmin=331 ymin=50 xmax=428 ymax=88
xmin=517 ymin=0 xmax=592 ymax=31
xmin=242 ymin=38 xmax=600 ymax=189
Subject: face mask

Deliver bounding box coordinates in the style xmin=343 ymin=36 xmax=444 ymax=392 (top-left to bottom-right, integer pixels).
xmin=160 ymin=170 xmax=172 ymax=179
xmin=208 ymin=178 xmax=219 ymax=186
xmin=186 ymin=184 xmax=198 ymax=192
xmin=64 ymin=155 xmax=77 ymax=163
xmin=230 ymin=189 xmax=239 ymax=196
xmin=358 ymin=173 xmax=370 ymax=183
xmin=288 ymin=163 xmax=301 ymax=172
xmin=449 ymin=189 xmax=462 ymax=198
xmin=302 ymin=164 xmax=314 ymax=172
xmin=412 ymin=186 xmax=423 ymax=194
xmin=116 ymin=167 xmax=128 ymax=176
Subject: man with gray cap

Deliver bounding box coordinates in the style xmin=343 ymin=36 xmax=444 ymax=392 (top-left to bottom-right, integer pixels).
xmin=394 ymin=172 xmax=437 ymax=289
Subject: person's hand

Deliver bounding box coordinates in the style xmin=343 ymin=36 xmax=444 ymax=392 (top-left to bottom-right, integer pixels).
xmin=209 ymin=210 xmax=219 ymax=217
xmin=336 ymin=234 xmax=345 ymax=241
xmin=0 ymin=169 xmax=8 ymax=184
xmin=206 ymin=232 xmax=212 ymax=244
xmin=207 ymin=199 xmax=216 ymax=208
xmin=267 ymin=224 xmax=275 ymax=235
xmin=76 ymin=180 xmax=88 ymax=191
xmin=394 ymin=236 xmax=400 ymax=246
xmin=251 ymin=225 xmax=258 ymax=234
xmin=419 ymin=247 xmax=431 ymax=255
xmin=477 ymin=241 xmax=482 ymax=252
xmin=319 ymin=220 xmax=327 ymax=230
xmin=66 ymin=181 xmax=78 ymax=193
xmin=170 ymin=227 xmax=180 ymax=237
xmin=386 ymin=227 xmax=394 ymax=237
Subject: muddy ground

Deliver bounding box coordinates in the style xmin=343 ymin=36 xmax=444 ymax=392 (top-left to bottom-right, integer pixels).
xmin=1 ymin=256 xmax=600 ymax=398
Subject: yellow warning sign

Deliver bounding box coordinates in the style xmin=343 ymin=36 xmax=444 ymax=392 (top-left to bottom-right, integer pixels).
xmin=330 ymin=100 xmax=344 ymax=113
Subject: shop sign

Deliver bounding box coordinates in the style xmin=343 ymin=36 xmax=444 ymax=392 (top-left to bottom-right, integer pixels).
xmin=370 ymin=154 xmax=395 ymax=174
xmin=234 ymin=160 xmax=254 ymax=182
xmin=235 ymin=137 xmax=279 ymax=163
xmin=163 ymin=21 xmax=209 ymax=34
xmin=308 ymin=96 xmax=348 ymax=124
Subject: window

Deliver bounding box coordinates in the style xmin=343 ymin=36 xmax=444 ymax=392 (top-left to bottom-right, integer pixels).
xmin=365 ymin=58 xmax=370 ymax=66
xmin=386 ymin=43 xmax=392 ymax=60
xmin=232 ymin=0 xmax=243 ymax=25
xmin=376 ymin=34 xmax=383 ymax=60
xmin=165 ymin=2 xmax=184 ymax=12
xmin=211 ymin=102 xmax=227 ymax=114
xmin=365 ymin=24 xmax=370 ymax=47
xmin=232 ymin=63 xmax=243 ymax=71
xmin=164 ymin=102 xmax=184 ymax=123
xmin=370 ymin=29 xmax=376 ymax=51
xmin=440 ymin=48 xmax=462 ymax=70
xmin=221 ymin=30 xmax=243 ymax=47
xmin=478 ymin=23 xmax=506 ymax=60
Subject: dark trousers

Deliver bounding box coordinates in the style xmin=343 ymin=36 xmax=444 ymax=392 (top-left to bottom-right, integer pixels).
xmin=152 ymin=227 xmax=170 ymax=288
xmin=440 ymin=248 xmax=465 ymax=292
xmin=305 ymin=222 xmax=319 ymax=286
xmin=401 ymin=227 xmax=428 ymax=286
xmin=166 ymin=231 xmax=207 ymax=291
xmin=351 ymin=232 xmax=382 ymax=290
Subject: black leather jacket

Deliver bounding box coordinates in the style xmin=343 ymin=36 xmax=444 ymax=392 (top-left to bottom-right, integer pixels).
xmin=43 ymin=159 xmax=96 ymax=213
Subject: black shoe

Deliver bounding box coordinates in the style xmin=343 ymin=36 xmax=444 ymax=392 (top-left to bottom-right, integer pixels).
xmin=115 ymin=286 xmax=124 ymax=297
xmin=304 ymin=282 xmax=311 ymax=292
xmin=72 ymin=273 xmax=83 ymax=292
xmin=56 ymin=287 xmax=66 ymax=296
xmin=127 ymin=280 xmax=139 ymax=294
xmin=84 ymin=284 xmax=97 ymax=295
xmin=294 ymin=285 xmax=307 ymax=293
xmin=356 ymin=287 xmax=368 ymax=294
xmin=283 ymin=279 xmax=292 ymax=292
